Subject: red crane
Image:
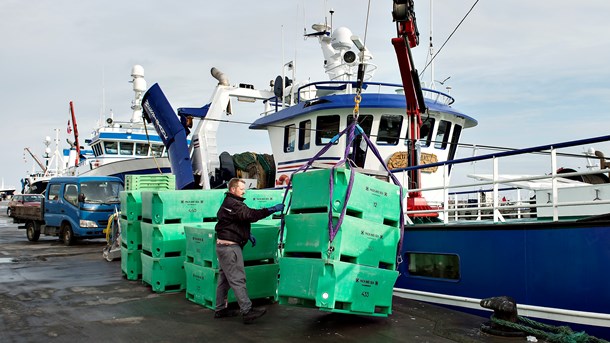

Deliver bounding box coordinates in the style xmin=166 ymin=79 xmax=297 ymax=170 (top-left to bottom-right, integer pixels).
xmin=391 ymin=0 xmax=437 ymax=218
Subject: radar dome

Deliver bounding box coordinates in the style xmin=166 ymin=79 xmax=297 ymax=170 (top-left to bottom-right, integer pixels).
xmin=131 ymin=65 xmax=145 ymax=78
xmin=133 ymin=78 xmax=147 ymax=92
xmin=331 ymin=27 xmax=354 ymax=50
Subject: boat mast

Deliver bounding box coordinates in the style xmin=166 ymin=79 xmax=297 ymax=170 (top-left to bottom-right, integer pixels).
xmin=69 ymin=101 xmax=81 ymax=167
xmin=428 ymin=0 xmax=434 ymax=89
xmin=130 ymin=65 xmax=147 ymax=123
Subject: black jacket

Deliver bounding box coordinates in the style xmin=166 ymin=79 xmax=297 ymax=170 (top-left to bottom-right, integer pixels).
xmin=215 ymin=192 xmax=271 ymax=248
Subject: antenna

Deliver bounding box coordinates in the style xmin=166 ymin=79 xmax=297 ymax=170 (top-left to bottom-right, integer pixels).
xmin=429 ymin=0 xmax=435 ymax=89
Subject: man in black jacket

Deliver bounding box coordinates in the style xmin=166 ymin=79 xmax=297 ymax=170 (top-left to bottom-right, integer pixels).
xmin=214 ymin=178 xmax=284 ymax=323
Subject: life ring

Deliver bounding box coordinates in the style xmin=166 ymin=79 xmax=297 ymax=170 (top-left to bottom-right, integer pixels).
xmin=276 ymin=174 xmax=290 ymax=186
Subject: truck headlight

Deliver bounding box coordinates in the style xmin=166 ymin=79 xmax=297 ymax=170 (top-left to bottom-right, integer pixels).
xmin=80 ymin=220 xmax=98 ymax=228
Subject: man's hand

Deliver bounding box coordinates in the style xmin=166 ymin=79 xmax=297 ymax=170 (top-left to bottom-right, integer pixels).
xmin=268 ymin=203 xmax=285 ymax=214
xmin=249 ymin=235 xmax=256 ymax=247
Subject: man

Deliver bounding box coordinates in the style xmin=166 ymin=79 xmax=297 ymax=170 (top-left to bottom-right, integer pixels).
xmin=214 ymin=178 xmax=284 ymax=324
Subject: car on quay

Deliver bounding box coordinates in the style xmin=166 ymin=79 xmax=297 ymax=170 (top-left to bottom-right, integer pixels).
xmin=7 ymin=194 xmax=44 ymax=217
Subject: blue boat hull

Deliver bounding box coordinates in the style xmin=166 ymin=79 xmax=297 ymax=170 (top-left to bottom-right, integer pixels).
xmin=396 ymin=220 xmax=610 ymax=337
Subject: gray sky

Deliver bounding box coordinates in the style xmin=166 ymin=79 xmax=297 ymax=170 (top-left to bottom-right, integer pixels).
xmin=2 ymin=0 xmax=610 ymax=190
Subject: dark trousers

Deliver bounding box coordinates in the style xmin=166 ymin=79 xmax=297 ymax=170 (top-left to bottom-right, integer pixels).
xmin=215 ymin=244 xmax=252 ymax=313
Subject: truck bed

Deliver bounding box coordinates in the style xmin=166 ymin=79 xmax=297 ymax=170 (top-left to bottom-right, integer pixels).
xmin=12 ymin=204 xmax=43 ymax=223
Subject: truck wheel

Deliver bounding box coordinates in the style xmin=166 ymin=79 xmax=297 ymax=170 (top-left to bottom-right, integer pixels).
xmin=7 ymin=207 xmax=11 ymax=217
xmin=61 ymin=223 xmax=75 ymax=246
xmin=26 ymin=222 xmax=40 ymax=242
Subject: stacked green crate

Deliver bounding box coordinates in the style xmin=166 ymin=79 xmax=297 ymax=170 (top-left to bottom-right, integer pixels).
xmin=125 ymin=174 xmax=176 ymax=191
xmin=184 ymin=222 xmax=280 ymax=310
xmin=119 ymin=175 xmax=176 ymax=281
xmin=141 ymin=189 xmax=226 ymax=225
xmin=278 ymin=168 xmax=401 ymax=316
xmin=139 ymin=189 xmax=225 ymax=293
xmin=119 ymin=190 xmax=144 ymax=280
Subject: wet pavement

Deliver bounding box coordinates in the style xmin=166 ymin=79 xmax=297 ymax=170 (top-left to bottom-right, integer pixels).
xmin=0 ymin=203 xmax=537 ymax=343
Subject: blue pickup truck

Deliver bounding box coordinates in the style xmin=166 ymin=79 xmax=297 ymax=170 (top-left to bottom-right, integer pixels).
xmin=11 ymin=176 xmax=123 ymax=246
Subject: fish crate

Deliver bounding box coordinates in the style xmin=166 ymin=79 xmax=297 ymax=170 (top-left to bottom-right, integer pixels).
xmin=290 ymin=168 xmax=402 ymax=226
xmin=184 ymin=262 xmax=279 ymax=310
xmin=125 ymin=174 xmax=176 ymax=191
xmin=120 ymin=244 xmax=142 ymax=281
xmin=141 ymin=222 xmax=210 ymax=258
xmin=283 ymin=213 xmax=399 ymax=270
xmin=185 ymin=222 xmax=281 ymax=268
xmin=278 ymin=257 xmax=398 ymax=317
xmin=244 ymin=189 xmax=291 ymax=209
xmin=119 ymin=218 xmax=142 ymax=250
xmin=120 ymin=191 xmax=143 ymax=221
xmin=141 ymin=189 xmax=226 ymax=224
xmin=141 ymin=252 xmax=186 ymax=293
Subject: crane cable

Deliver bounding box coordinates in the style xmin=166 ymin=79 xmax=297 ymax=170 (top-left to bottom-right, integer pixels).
xmin=419 ymin=0 xmax=480 ymax=77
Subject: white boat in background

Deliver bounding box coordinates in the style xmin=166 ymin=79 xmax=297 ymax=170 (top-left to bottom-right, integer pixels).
xmin=22 ymin=66 xmax=172 ymax=194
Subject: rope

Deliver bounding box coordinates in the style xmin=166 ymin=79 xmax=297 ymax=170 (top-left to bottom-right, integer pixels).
xmin=490 ymin=315 xmax=610 ymax=343
xmin=142 ymin=116 xmax=163 ymax=174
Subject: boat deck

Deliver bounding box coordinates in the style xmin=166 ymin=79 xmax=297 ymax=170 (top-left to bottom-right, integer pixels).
xmin=0 ymin=207 xmax=539 ymax=343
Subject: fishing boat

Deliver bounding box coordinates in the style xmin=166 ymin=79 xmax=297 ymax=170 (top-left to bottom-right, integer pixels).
xmin=21 ymin=66 xmax=172 ymax=194
xmin=138 ymin=2 xmax=610 ymax=339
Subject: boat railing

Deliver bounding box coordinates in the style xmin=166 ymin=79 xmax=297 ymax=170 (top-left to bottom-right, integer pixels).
xmin=391 ymin=134 xmax=610 ymax=224
xmin=292 ymin=81 xmax=455 ymax=105
xmin=260 ymin=81 xmax=455 ymax=115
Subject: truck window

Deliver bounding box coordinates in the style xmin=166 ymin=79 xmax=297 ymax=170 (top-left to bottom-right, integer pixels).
xmin=81 ymin=181 xmax=124 ymax=204
xmin=48 ymin=184 xmax=61 ymax=201
xmin=64 ymin=184 xmax=79 ymax=206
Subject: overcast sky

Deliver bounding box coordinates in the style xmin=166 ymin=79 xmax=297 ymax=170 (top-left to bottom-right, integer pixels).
xmin=2 ymin=0 xmax=610 ymax=190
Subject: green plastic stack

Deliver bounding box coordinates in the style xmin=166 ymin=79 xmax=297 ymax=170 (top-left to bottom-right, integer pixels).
xmin=141 ymin=189 xmax=227 ymax=225
xmin=120 ymin=174 xmax=176 ymax=281
xmin=125 ymin=174 xmax=176 ymax=191
xmin=278 ymin=168 xmax=401 ymax=317
xmin=184 ymin=222 xmax=280 ymax=310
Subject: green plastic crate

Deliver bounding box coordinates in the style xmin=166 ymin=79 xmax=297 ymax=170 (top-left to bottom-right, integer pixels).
xmin=244 ymin=189 xmax=290 ymax=209
xmin=120 ymin=191 xmax=143 ymax=221
xmin=141 ymin=222 xmax=210 ymax=258
xmin=278 ymin=257 xmax=398 ymax=317
xmin=141 ymin=253 xmax=186 ymax=293
xmin=141 ymin=189 xmax=226 ymax=224
xmin=184 ymin=223 xmax=217 ymax=267
xmin=184 ymin=262 xmax=279 ymax=309
xmin=290 ymin=168 xmax=402 ymax=226
xmin=283 ymin=213 xmax=399 ymax=269
xmin=125 ymin=174 xmax=176 ymax=191
xmin=120 ymin=218 xmax=142 ymax=250
xmin=185 ymin=222 xmax=281 ymax=268
xmin=120 ymin=245 xmax=142 ymax=281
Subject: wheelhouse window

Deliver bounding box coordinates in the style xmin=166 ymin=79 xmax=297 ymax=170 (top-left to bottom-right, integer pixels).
xmin=347 ymin=114 xmax=373 ymax=135
xmin=119 ymin=142 xmax=134 ymax=155
xmin=298 ymin=120 xmax=311 ymax=150
xmin=64 ymin=183 xmax=78 ymax=206
xmin=376 ymin=115 xmax=403 ymax=145
xmin=91 ymin=142 xmax=102 ymax=156
xmin=151 ymin=145 xmax=163 ymax=157
xmin=448 ymin=124 xmax=462 ymax=161
xmin=434 ymin=120 xmax=451 ymax=150
xmin=316 ymin=115 xmax=340 ymax=145
xmin=104 ymin=141 xmax=118 ymax=155
xmin=284 ymin=124 xmax=296 ymax=153
xmin=414 ymin=118 xmax=435 ymax=147
xmin=135 ymin=143 xmax=149 ymax=156
xmin=407 ymin=252 xmax=460 ymax=280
